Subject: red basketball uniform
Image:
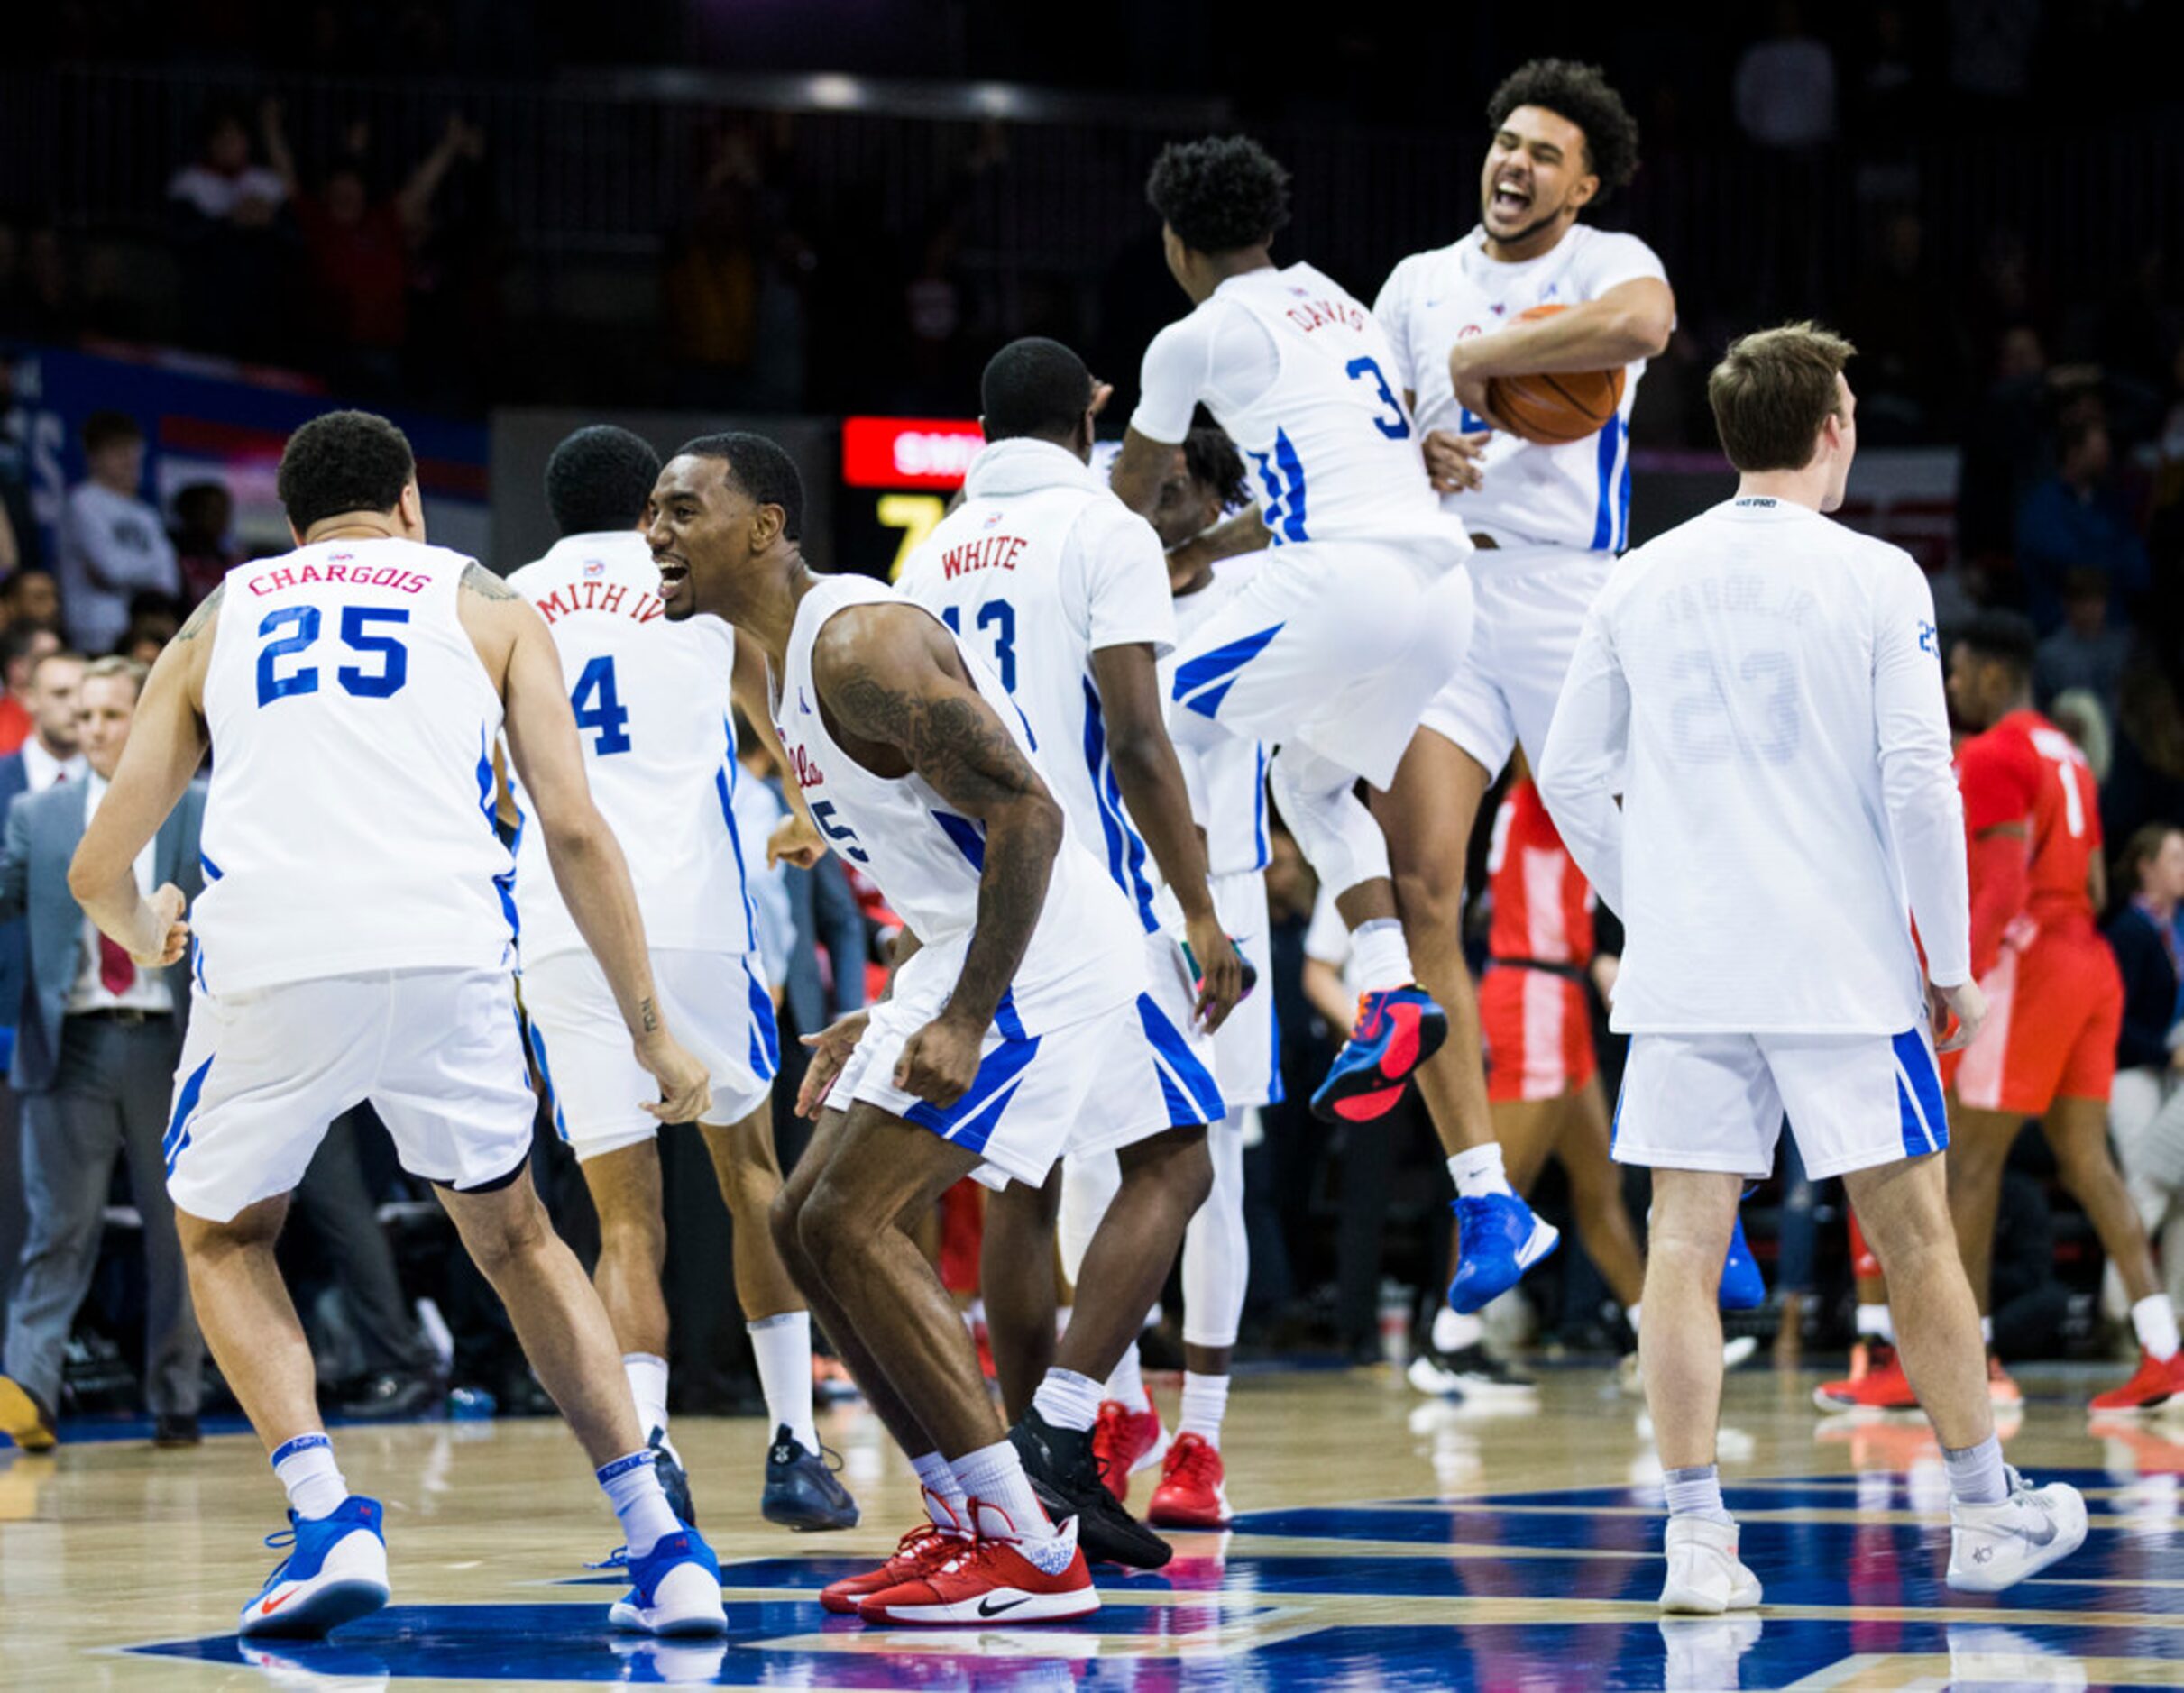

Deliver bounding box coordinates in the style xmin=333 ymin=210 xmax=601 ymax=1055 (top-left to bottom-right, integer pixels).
xmin=1480 ymin=778 xmax=1599 ymax=1103
xmin=1944 ymin=709 xmax=2122 ymax=1112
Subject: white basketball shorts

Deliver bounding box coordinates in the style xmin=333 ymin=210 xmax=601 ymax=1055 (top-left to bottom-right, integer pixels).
xmin=1423 ymin=543 xmax=1612 ymax=778
xmin=1170 ymin=540 xmax=1473 ymax=791
xmin=1065 ymin=928 xmax=1229 ymax=1156
xmin=1610 ymin=1025 xmax=1950 ymax=1182
xmin=521 ymin=946 xmax=779 ymax=1160
xmin=164 ymin=967 xmax=538 ymax=1224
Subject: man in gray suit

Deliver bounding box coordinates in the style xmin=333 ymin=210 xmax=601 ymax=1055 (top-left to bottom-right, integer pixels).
xmin=0 ymin=656 xmax=206 ymax=1450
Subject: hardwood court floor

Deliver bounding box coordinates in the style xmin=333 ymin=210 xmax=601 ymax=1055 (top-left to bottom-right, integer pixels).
xmin=6 ymin=1361 xmax=2184 ymax=1688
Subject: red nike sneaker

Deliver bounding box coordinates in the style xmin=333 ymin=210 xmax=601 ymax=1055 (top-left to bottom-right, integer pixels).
xmin=856 ymin=1501 xmax=1097 ymax=1625
xmin=1814 ymin=1342 xmax=1917 ymax=1411
xmin=1987 ymin=1354 xmax=2023 ymax=1407
xmin=819 ymin=1495 xmax=968 ymax=1615
xmin=1091 ymin=1391 xmax=1167 ymax=1504
xmin=2091 ymin=1348 xmax=2184 ymax=1414
xmin=1147 ymin=1432 xmax=1231 ymax=1529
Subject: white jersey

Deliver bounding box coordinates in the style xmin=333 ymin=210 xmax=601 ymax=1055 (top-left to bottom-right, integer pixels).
xmin=772 ymin=573 xmax=1143 ymax=1035
xmin=1536 ymin=497 xmax=1969 ymax=1035
xmin=193 ymin=538 xmax=515 ymax=994
xmin=899 ymin=438 xmax=1176 ymax=933
xmin=1374 ymin=225 xmax=1666 ymax=553
xmin=504 ymin=531 xmax=754 ymax=966
xmin=1168 ymin=562 xmax=1271 ymax=876
xmin=1130 ymin=262 xmax=1471 ymax=570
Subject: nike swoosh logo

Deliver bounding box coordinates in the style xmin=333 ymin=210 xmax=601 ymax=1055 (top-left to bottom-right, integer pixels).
xmin=259 ymin=1589 xmax=297 ymax=1615
xmin=2020 ymin=1515 xmax=2058 ymax=1548
xmin=977 ymin=1595 xmax=1032 ymax=1616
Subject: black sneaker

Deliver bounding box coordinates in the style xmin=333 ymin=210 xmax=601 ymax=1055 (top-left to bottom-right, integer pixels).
xmin=1406 ymin=1342 xmax=1537 ymax=1400
xmin=337 ymin=1368 xmax=445 ymax=1423
xmin=151 ymin=1412 xmax=202 ymax=1449
xmin=648 ymin=1425 xmax=696 ymax=1527
xmin=1009 ymin=1406 xmax=1171 ymax=1569
xmin=761 ymin=1423 xmax=860 ymax=1531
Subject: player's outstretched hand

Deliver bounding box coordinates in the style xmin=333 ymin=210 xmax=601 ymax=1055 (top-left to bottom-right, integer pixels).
xmin=132 ymin=883 xmax=190 ymax=967
xmin=1932 ymin=979 xmax=1988 ymax=1053
xmin=637 ymin=1030 xmax=712 ymax=1123
xmin=796 ymin=1010 xmax=871 ymax=1119
xmin=895 ymin=1011 xmax=983 ymax=1109
xmin=1423 ymin=428 xmax=1491 ymax=495
xmin=768 ymin=810 xmax=826 ymax=870
xmin=1185 ymin=911 xmax=1243 ymax=1032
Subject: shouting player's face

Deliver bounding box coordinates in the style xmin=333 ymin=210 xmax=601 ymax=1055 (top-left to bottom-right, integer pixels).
xmin=1480 ymin=105 xmax=1597 ymax=251
xmin=645 ymin=453 xmax=769 ymax=621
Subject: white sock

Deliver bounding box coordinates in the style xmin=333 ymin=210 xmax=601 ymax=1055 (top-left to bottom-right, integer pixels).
xmin=1943 ymin=1434 xmax=2008 ymax=1506
xmin=1627 ymin=1303 xmax=1642 ymax=1336
xmin=1432 ymin=1306 xmax=1485 ymax=1352
xmin=1855 ymin=1303 xmax=1894 ymax=1343
xmin=1106 ymin=1341 xmax=1146 ymax=1408
xmin=1348 ymin=918 xmax=1415 ymax=995
xmin=271 ymin=1433 xmax=349 ymax=1522
xmin=1980 ymin=1315 xmax=1994 ymax=1346
xmin=951 ymin=1441 xmax=1069 ymax=1569
xmin=1447 ymin=1144 xmax=1514 ymax=1201
xmin=1178 ymin=1372 xmax=1230 ymax=1445
xmin=598 ymin=1450 xmax=681 ymax=1555
xmin=1032 ymin=1367 xmax=1103 ymax=1434
xmin=748 ymin=1312 xmax=819 ymax=1452
xmin=911 ymin=1450 xmax=968 ymax=1528
xmin=622 ymin=1352 xmax=669 ymax=1442
xmin=1663 ymin=1463 xmax=1733 ymax=1526
xmin=2133 ymin=1294 xmax=2181 ymax=1362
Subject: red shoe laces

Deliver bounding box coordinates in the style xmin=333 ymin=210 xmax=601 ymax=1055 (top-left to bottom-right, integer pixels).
xmin=1171 ymin=1437 xmax=1219 ymax=1487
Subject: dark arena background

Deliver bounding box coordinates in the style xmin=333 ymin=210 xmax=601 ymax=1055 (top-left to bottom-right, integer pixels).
xmin=3 ymin=4 xmax=2184 ymax=1688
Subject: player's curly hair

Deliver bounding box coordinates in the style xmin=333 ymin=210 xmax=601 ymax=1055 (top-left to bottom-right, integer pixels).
xmin=1146 ymin=136 xmax=1291 ymax=256
xmin=546 ymin=425 xmax=661 ymax=538
xmin=1182 ymin=426 xmax=1248 ymax=511
xmin=277 ymin=409 xmax=416 ymax=532
xmin=1955 ymin=609 xmax=2038 ymax=681
xmin=676 ymin=431 xmax=805 ymax=543
xmin=1486 ymin=59 xmax=1641 ymax=206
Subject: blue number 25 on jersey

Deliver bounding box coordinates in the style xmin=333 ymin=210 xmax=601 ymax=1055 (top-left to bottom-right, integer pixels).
xmin=256 ymin=606 xmax=411 ymax=707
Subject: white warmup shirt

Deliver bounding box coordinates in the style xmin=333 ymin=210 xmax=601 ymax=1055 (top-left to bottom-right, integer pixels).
xmin=505 ymin=530 xmax=757 ymax=966
xmin=61 ymin=480 xmax=181 ymax=654
xmin=1374 ymin=224 xmax=1667 ymax=553
xmin=1536 ymin=495 xmax=1968 ymax=1034
xmin=897 ymin=436 xmax=1176 ymax=932
xmin=1129 ymin=263 xmax=1470 ymax=570
xmin=772 ymin=573 xmax=1143 ymax=1034
xmin=1167 ymin=563 xmax=1271 ymax=876
xmin=194 ymin=538 xmax=516 ymax=993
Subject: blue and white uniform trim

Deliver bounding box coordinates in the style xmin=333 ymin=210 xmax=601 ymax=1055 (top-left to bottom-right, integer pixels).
xmin=1893 ymin=1027 xmax=1948 ymax=1158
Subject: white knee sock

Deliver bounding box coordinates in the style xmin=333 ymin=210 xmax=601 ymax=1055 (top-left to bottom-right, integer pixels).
xmin=951 ymin=1441 xmax=1069 ymax=1567
xmin=271 ymin=1432 xmax=349 ymax=1522
xmin=911 ymin=1450 xmax=968 ymax=1527
xmin=598 ymin=1450 xmax=680 ymax=1554
xmin=2133 ymin=1294 xmax=2180 ymax=1361
xmin=1032 ymin=1368 xmax=1104 ymax=1434
xmin=623 ymin=1352 xmax=669 ymax=1441
xmin=1855 ymin=1304 xmax=1894 ymax=1343
xmin=1347 ymin=920 xmax=1416 ymax=995
xmin=1943 ymin=1434 xmax=2008 ymax=1506
xmin=1105 ymin=1342 xmax=1145 ymax=1408
xmin=1178 ymin=1372 xmax=1231 ymax=1446
xmin=748 ymin=1313 xmax=819 ymax=1452
xmin=1448 ymin=1144 xmax=1515 ymax=1201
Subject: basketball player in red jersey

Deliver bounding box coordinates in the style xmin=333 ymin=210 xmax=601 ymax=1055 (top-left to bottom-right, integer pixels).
xmin=1944 ymin=612 xmax=2183 ymax=1412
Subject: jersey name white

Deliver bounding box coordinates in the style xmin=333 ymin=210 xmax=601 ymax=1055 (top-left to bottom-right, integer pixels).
xmin=1375 ymin=225 xmax=1666 ymax=553
xmin=772 ymin=573 xmax=1143 ymax=1035
xmin=505 ymin=530 xmax=755 ymax=966
xmin=194 ymin=537 xmax=515 ymax=994
xmin=897 ymin=437 xmax=1175 ymax=932
xmin=1167 ymin=563 xmax=1271 ymax=876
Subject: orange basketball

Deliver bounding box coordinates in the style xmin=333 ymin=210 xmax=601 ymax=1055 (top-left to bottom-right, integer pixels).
xmin=1483 ymin=304 xmax=1626 ymax=445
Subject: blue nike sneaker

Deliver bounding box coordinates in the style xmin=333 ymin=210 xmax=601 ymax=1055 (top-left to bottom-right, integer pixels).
xmin=1447 ymin=1192 xmax=1561 ymax=1315
xmin=761 ymin=1424 xmax=860 ymax=1531
xmin=1311 ymin=985 xmax=1448 ymax=1123
xmin=1719 ymin=1214 xmax=1766 ymax=1311
xmin=608 ymin=1525 xmax=728 ymax=1635
xmin=237 ymin=1496 xmax=390 ymax=1639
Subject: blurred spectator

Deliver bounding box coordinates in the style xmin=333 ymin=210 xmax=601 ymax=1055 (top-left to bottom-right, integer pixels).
xmin=2052 ymin=687 xmax=2115 ymax=788
xmin=1851 ymin=5 xmax=1921 ymax=141
xmin=1949 ymin=0 xmax=2039 ymax=105
xmin=662 ymin=133 xmax=766 ymax=407
xmin=2106 ymin=663 xmax=2184 ymax=848
xmin=0 ymin=657 xmax=206 ymax=1449
xmin=3 ymin=224 xmax=78 ymax=343
xmin=169 ymin=103 xmax=291 ymax=360
xmin=0 ymin=625 xmax=61 ymax=756
xmin=730 ymin=736 xmax=792 ymax=1002
xmin=0 ymin=352 xmax=33 ymax=574
xmin=2034 ymin=570 xmax=2132 ymax=721
xmin=1733 ymin=3 xmax=1837 ymax=150
xmin=0 ymin=570 xmax=61 ymax=635
xmin=60 ymin=412 xmax=179 ymax=656
xmin=2106 ymin=824 xmax=2184 ymax=1312
xmin=169 ymin=480 xmax=239 ymax=609
xmin=123 ymin=594 xmax=183 ymax=669
xmin=2016 ymin=415 xmax=2151 ymax=632
xmin=1957 ymin=324 xmax=2056 ymax=576
xmin=0 ymin=648 xmax=85 ymax=1080
xmin=169 ymin=105 xmax=288 ymax=226
xmin=1841 ymin=209 xmax=1963 ymax=443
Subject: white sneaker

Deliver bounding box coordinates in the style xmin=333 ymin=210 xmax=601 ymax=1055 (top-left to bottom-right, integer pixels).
xmin=1947 ymin=1469 xmax=2089 ymax=1593
xmin=1657 ymin=1515 xmax=1763 ymax=1615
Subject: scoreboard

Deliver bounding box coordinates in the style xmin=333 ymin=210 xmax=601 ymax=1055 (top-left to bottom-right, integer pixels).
xmin=832 ymin=414 xmax=982 ymax=580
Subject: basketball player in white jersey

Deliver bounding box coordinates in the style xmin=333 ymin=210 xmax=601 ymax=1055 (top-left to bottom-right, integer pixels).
xmin=1106 ymin=134 xmax=1556 ymax=1314
xmin=1061 ymin=425 xmax=1278 ymax=1528
xmin=508 ymin=426 xmax=855 ymax=1538
xmin=1536 ymin=325 xmax=2085 ymax=1605
xmin=647 ymin=431 xmax=1150 ymax=1624
xmin=70 ymin=410 xmax=728 ymax=1639
xmin=1372 ymin=58 xmax=1675 ymax=1359
xmin=889 ymin=339 xmax=1239 ymax=1569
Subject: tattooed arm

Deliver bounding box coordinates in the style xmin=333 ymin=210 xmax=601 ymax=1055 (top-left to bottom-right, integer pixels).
xmin=814 ymin=604 xmax=1064 ymax=1104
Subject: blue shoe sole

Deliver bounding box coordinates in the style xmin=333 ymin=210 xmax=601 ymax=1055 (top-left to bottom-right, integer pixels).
xmin=238 ymin=1578 xmax=389 ymax=1640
